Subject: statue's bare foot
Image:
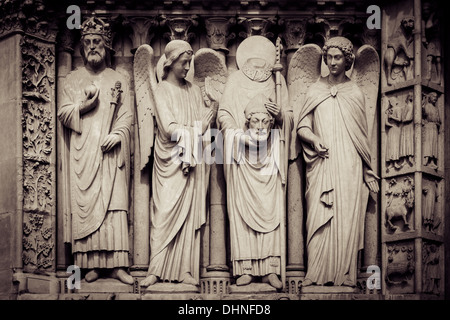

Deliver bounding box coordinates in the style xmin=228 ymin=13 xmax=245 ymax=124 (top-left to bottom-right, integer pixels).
xmin=140 ymin=274 xmax=158 ymax=287
xmin=85 ymin=269 xmax=100 ymax=283
xmin=181 ymin=273 xmax=198 ymax=285
xmin=300 ymin=278 xmax=313 ymax=287
xmin=265 ymin=273 xmax=282 ymax=289
xmin=236 ymin=274 xmax=253 ymax=286
xmin=111 ymin=268 xmax=134 ymax=285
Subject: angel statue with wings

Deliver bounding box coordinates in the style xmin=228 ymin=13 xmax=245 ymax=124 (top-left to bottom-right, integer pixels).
xmin=293 ymin=36 xmax=380 ymax=287
xmin=133 ymin=39 xmax=227 ymax=288
xmin=218 ymin=36 xmax=293 ymax=290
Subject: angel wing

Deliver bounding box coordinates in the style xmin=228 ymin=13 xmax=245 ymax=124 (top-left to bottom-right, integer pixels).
xmin=288 ymin=43 xmax=322 ymax=121
xmin=287 ymin=43 xmax=322 ymax=159
xmin=193 ymin=48 xmax=228 ymax=109
xmin=134 ymin=44 xmax=158 ymax=170
xmin=351 ymin=44 xmax=380 ymax=141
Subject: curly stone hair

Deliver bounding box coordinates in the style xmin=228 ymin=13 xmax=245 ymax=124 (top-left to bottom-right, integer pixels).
xmin=322 ymin=36 xmax=355 ymax=71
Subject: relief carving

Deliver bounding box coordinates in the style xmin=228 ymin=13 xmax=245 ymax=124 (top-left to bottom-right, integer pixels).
xmin=385 ymin=92 xmax=414 ymax=172
xmin=384 ymin=16 xmax=415 ymax=85
xmin=422 ymin=1 xmax=442 ymax=85
xmin=385 ymin=176 xmax=414 ymax=232
xmin=386 ymin=244 xmax=414 ymax=286
xmin=423 ymin=242 xmax=441 ymax=295
xmin=422 ymin=91 xmax=441 ymax=170
xmin=20 ymin=34 xmax=56 ymax=271
xmin=422 ymin=178 xmax=441 ymax=233
xmin=22 ymin=212 xmax=54 ymax=270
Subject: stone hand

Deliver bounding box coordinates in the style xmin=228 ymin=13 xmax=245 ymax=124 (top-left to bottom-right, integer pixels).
xmin=201 ymin=109 xmax=214 ymax=133
xmin=264 ymin=101 xmax=282 ymax=122
xmin=364 ymin=169 xmax=380 ymax=193
xmin=80 ymin=85 xmax=99 ymax=115
xmin=101 ymin=134 xmax=121 ymax=153
xmin=312 ymin=139 xmax=329 ymax=158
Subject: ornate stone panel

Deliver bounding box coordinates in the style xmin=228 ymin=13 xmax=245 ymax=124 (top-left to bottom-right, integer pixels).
xmin=20 ymin=35 xmax=56 ymax=272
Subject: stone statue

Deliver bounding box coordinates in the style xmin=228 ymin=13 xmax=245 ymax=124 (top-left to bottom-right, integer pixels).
xmin=138 ymin=40 xmax=214 ymax=287
xmin=58 ymin=16 xmax=133 ymax=284
xmin=385 ymin=97 xmax=403 ymax=170
xmin=399 ymin=93 xmax=414 ymax=167
xmin=422 ymin=92 xmax=440 ymax=170
xmin=218 ymin=36 xmax=292 ymax=289
xmin=423 ymin=180 xmax=439 ymax=233
xmin=295 ymin=37 xmax=380 ymax=287
xmin=384 ymin=16 xmax=415 ymax=85
xmin=423 ymin=244 xmax=440 ymax=294
xmin=422 ymin=1 xmax=442 ymax=85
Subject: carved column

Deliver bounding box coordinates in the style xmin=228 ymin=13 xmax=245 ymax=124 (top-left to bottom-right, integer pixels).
xmin=381 ymin=0 xmax=445 ymax=297
xmin=200 ymin=17 xmax=234 ymax=296
xmin=56 ymin=27 xmax=75 ymax=280
xmin=126 ymin=17 xmax=158 ymax=278
xmin=279 ymin=18 xmax=308 ymax=293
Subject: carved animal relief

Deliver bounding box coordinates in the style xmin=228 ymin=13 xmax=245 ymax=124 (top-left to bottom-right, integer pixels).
xmin=385 ymin=176 xmax=414 ymax=232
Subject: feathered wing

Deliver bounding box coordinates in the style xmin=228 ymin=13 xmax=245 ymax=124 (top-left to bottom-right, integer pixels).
xmin=287 ymin=43 xmax=322 ymax=159
xmin=193 ymin=48 xmax=228 ymax=109
xmin=134 ymin=44 xmax=158 ymax=170
xmin=351 ymin=44 xmax=380 ymax=141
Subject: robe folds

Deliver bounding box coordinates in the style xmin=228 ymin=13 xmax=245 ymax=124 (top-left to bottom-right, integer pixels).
xmin=148 ymin=80 xmax=209 ymax=283
xmin=297 ymin=77 xmax=372 ymax=286
xmin=58 ymin=67 xmax=132 ymax=268
xmin=218 ymin=70 xmax=292 ymax=277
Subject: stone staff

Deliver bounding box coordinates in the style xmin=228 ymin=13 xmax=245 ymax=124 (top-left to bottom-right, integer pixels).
xmin=274 ymin=36 xmax=286 ymax=291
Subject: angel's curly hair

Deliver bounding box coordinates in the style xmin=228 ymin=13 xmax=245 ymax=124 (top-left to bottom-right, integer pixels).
xmin=322 ymin=36 xmax=355 ymax=71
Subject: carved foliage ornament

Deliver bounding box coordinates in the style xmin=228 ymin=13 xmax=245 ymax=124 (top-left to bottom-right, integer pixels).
xmin=0 ymin=0 xmax=56 ymax=41
xmin=21 ymin=35 xmax=55 ymax=270
xmin=22 ymin=212 xmax=53 ymax=270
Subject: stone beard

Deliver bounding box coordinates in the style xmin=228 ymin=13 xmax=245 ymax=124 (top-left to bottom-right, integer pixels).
xmin=58 ymin=30 xmax=132 ymax=282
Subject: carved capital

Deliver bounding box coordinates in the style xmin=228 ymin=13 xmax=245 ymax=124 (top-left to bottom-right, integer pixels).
xmin=237 ymin=17 xmax=276 ymax=39
xmin=161 ymin=15 xmax=198 ymax=43
xmin=280 ymin=18 xmax=307 ymax=53
xmin=124 ymin=16 xmax=158 ymax=50
xmin=205 ymin=17 xmax=236 ymax=53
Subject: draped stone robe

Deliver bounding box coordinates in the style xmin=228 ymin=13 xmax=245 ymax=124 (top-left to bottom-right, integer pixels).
xmin=58 ymin=67 xmax=132 ymax=268
xmin=147 ymin=80 xmax=209 ymax=283
xmin=297 ymin=77 xmax=372 ymax=286
xmin=218 ymin=70 xmax=292 ymax=277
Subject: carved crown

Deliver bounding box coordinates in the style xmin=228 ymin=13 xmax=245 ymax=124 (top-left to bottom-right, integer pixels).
xmin=81 ymin=15 xmax=113 ymax=47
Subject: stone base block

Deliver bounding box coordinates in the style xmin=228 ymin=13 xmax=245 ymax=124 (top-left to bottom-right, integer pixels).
xmin=75 ymin=278 xmax=134 ymax=293
xmin=300 ymin=285 xmax=358 ymax=294
xmin=229 ymin=283 xmax=277 ymax=294
xmin=142 ymin=282 xmax=200 ymax=294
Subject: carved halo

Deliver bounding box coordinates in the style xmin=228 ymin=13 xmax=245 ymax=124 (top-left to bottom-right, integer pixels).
xmin=236 ymin=35 xmax=276 ymax=70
